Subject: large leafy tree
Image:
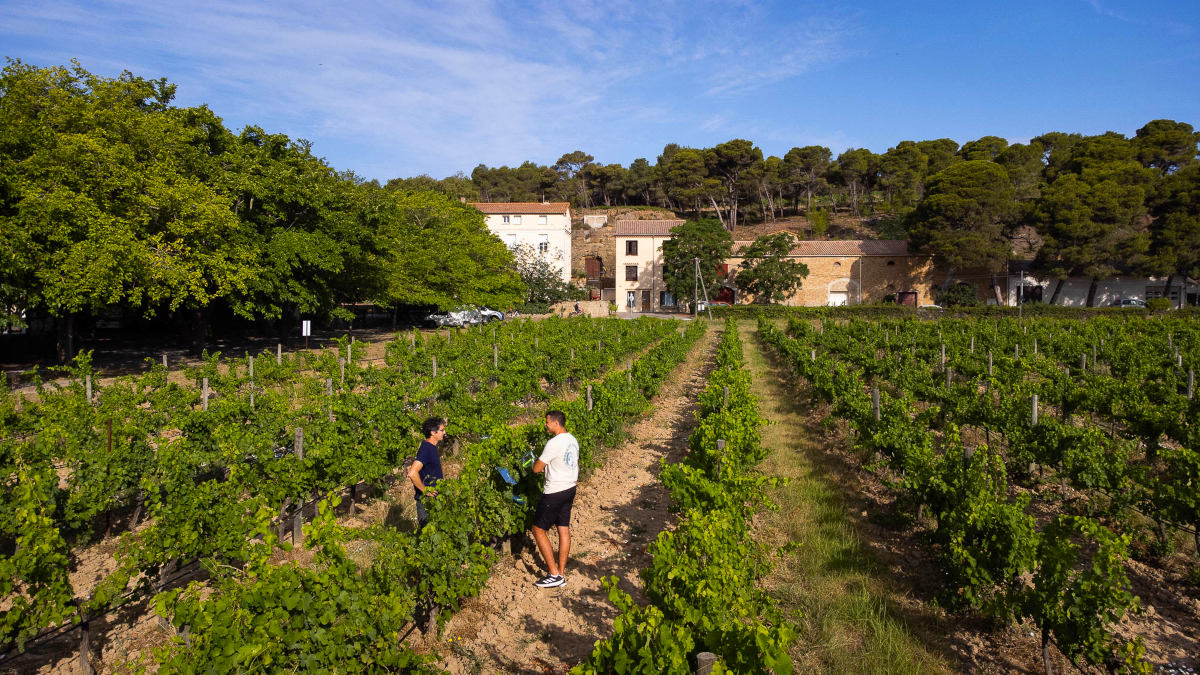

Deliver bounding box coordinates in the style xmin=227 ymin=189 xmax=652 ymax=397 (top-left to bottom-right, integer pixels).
xmin=1033 ymin=132 xmax=1155 ymax=305
xmin=782 ymin=145 xmax=831 ymax=214
xmin=661 ymin=218 xmax=733 ymax=311
xmin=907 ymin=160 xmax=1016 ymax=302
xmin=734 ymin=233 xmax=809 ymax=303
xmin=1146 ymin=163 xmax=1200 ymax=305
xmin=373 ymin=190 xmax=523 ymax=311
xmin=554 ymin=150 xmax=595 ymax=206
xmin=832 ymin=148 xmax=876 ymax=216
xmin=0 ymin=60 xmax=256 ymax=358
xmin=877 ymin=141 xmax=929 ymax=209
xmin=1134 ymin=119 xmax=1199 ymax=175
xmin=704 ymin=139 xmax=763 ymax=230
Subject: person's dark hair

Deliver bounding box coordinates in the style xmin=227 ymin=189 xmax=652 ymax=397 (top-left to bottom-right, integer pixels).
xmin=422 ymin=417 xmax=445 ymax=439
xmin=545 ymin=410 xmax=566 ymax=428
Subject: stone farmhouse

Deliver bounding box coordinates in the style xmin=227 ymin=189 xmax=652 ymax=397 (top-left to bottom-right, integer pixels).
xmin=726 ymin=238 xmax=938 ymax=307
xmin=469 ymin=202 xmax=573 ymax=284
xmin=612 ymin=222 xmax=939 ymax=311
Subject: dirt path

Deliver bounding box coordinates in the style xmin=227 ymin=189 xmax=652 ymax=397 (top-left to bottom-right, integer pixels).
xmin=433 ymin=326 xmax=720 ymax=674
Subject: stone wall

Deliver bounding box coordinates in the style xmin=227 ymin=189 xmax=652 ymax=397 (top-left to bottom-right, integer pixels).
xmin=571 ymin=207 xmax=676 ymax=280
xmin=726 ymin=254 xmax=940 ymax=306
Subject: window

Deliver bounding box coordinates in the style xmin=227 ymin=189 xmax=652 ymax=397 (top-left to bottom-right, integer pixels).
xmin=660 ymin=291 xmax=675 ymax=307
xmin=512 ymin=215 xmax=522 ymax=224
xmin=625 ymin=265 xmax=639 ymax=281
xmin=538 ymin=215 xmax=548 ymax=225
xmin=501 ymin=215 xmax=511 ymax=224
xmin=887 ymin=260 xmax=896 ymax=266
xmin=505 ymin=234 xmax=517 ymax=249
xmin=626 ymin=240 xmax=638 ymax=256
xmin=538 ymin=234 xmax=549 ymax=254
xmin=834 ymin=261 xmax=842 ymax=267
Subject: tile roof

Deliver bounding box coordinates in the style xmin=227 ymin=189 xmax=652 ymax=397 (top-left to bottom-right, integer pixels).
xmin=613 ymin=220 xmax=685 ymax=235
xmin=732 ymin=239 xmax=909 ymax=257
xmin=468 ymin=202 xmax=571 ymax=215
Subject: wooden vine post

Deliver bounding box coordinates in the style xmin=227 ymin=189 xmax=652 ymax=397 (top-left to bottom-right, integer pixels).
xmin=872 ymin=386 xmax=880 ymax=421
xmin=202 ymin=378 xmax=209 ymax=411
xmin=586 ymin=384 xmax=593 ymax=411
xmin=276 ymin=343 xmax=282 ymax=365
xmin=293 ymin=428 xmax=305 ymax=542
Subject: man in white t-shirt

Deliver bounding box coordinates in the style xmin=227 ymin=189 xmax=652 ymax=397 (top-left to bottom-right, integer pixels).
xmin=531 ymin=409 xmax=579 ymax=588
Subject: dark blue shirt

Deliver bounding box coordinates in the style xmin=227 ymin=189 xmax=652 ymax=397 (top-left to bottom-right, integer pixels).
xmin=414 ymin=440 xmax=442 ymax=498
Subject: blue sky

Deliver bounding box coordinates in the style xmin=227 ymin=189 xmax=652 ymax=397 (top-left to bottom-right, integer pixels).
xmin=3 ymin=0 xmax=1198 ymax=181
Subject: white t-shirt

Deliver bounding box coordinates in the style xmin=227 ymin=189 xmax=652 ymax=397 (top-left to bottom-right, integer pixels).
xmin=540 ymin=432 xmax=579 ymax=494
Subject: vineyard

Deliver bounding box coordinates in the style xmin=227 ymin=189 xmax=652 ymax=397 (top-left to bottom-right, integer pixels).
xmin=759 ymin=313 xmax=1199 ymax=673
xmin=4 ymin=312 xmax=1198 ymax=673
xmin=0 ymin=316 xmax=705 ymax=672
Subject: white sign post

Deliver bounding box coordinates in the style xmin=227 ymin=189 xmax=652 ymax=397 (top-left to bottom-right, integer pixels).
xmin=302 ymin=320 xmax=311 ymax=349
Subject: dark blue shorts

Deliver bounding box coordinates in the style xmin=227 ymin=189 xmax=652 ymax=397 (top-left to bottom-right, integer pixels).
xmin=533 ymin=486 xmax=576 ymax=530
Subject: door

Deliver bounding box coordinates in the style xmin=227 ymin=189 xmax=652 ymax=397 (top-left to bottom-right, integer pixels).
xmin=641 ymin=290 xmax=651 ymax=310
xmin=898 ymin=291 xmax=917 ymax=306
xmin=585 ymin=256 xmax=602 ymax=279
xmin=827 ymin=291 xmax=849 ymax=306
xmin=627 ymin=291 xmax=636 ymax=310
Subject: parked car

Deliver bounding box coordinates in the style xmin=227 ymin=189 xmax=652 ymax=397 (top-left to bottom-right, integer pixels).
xmin=426 ymin=305 xmax=504 ymax=327
xmin=1112 ymin=298 xmax=1147 ymax=308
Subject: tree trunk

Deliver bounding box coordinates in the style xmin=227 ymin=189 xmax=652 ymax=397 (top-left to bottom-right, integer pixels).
xmin=1047 ymin=278 xmax=1065 ymax=305
xmin=942 ymin=266 xmax=956 ymax=291
xmin=1163 ymin=273 xmax=1175 ymax=309
xmin=1085 ymin=277 xmax=1099 ymax=308
xmin=188 ymin=308 xmax=209 ymax=357
xmin=991 ymin=272 xmax=1005 ymax=306
xmin=56 ymin=312 xmax=78 ymax=364
xmin=708 ymin=196 xmax=727 ymax=229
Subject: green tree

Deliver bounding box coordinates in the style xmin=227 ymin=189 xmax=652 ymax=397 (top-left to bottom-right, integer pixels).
xmin=1146 ymin=163 xmax=1200 ymax=305
xmin=373 ymin=191 xmax=523 ymax=311
xmin=734 ymin=232 xmax=809 ymax=303
xmin=554 ymin=150 xmax=595 ymax=206
xmin=832 ymin=148 xmax=876 ymax=216
xmin=623 ymin=158 xmax=658 ymax=205
xmin=907 ymin=160 xmax=1016 ymax=302
xmin=662 ymin=148 xmax=709 ymax=216
xmin=1033 ymin=132 xmax=1154 ymax=306
xmin=783 ymin=145 xmax=831 ymax=214
xmin=960 ymin=136 xmax=1009 ymax=161
xmin=877 ymin=141 xmax=929 ymax=210
xmin=704 ymin=139 xmax=763 ymax=229
xmin=1134 ymin=119 xmax=1199 ymax=175
xmin=509 ymin=243 xmax=575 ymax=306
xmin=914 ymin=138 xmax=961 ymax=175
xmin=996 ymin=142 xmax=1045 ymax=201
xmin=661 ymin=218 xmax=733 ymax=311
xmin=0 ymin=60 xmax=256 ymax=358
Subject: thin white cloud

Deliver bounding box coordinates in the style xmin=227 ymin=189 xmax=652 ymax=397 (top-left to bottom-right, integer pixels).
xmin=0 ymin=0 xmax=859 ymax=178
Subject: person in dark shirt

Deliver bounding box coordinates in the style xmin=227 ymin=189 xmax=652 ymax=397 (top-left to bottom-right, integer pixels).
xmin=407 ymin=417 xmax=445 ymax=532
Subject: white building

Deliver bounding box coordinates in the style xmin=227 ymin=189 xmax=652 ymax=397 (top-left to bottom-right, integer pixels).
xmin=1004 ymin=263 xmax=1198 ymax=307
xmin=613 ymin=220 xmax=685 ymax=313
xmin=470 ymin=202 xmax=573 ymax=283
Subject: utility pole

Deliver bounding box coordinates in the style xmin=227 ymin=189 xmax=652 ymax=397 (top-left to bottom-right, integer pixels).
xmin=1019 ymin=268 xmax=1024 ymax=320
xmin=695 ymin=257 xmax=713 ymax=321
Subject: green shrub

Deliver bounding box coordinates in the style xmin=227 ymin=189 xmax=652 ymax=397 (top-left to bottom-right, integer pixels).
xmin=1146 ymin=298 xmax=1172 ymax=311
xmin=935 ymin=282 xmax=979 ymax=307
